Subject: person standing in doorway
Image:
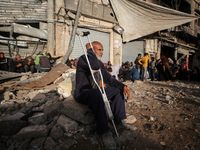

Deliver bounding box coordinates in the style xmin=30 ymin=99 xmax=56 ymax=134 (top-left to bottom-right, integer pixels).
xmin=134 ymin=54 xmax=142 ymax=74
xmin=149 ymin=57 xmax=156 ymax=81
xmin=138 ymin=53 xmax=151 ymax=81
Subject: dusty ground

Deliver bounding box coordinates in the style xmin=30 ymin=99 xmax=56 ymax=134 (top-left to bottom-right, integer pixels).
xmin=68 ymin=80 xmax=200 ymax=150
xmin=0 ymin=77 xmax=200 ymax=150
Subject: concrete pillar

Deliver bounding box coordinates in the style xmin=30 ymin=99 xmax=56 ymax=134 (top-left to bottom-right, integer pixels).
xmin=156 ymin=40 xmax=161 ymax=60
xmin=47 ymin=0 xmax=55 ymax=55
xmin=192 ymin=52 xmax=197 ymax=69
xmin=113 ymin=32 xmax=122 ymax=66
xmin=109 ymin=30 xmax=114 ymax=64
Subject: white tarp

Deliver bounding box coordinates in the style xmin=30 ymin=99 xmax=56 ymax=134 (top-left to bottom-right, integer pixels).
xmin=109 ymin=0 xmax=199 ymax=42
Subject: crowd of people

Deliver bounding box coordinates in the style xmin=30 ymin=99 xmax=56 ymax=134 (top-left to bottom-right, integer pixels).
xmin=116 ymin=53 xmax=200 ymax=82
xmin=0 ymin=52 xmax=78 ymax=73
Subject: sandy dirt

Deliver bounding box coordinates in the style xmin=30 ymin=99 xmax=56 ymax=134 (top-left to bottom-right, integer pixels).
xmin=68 ymin=80 xmax=200 ymax=150
xmin=0 ymin=78 xmax=200 ymax=150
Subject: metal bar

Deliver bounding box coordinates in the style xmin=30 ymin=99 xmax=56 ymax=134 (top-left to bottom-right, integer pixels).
xmin=61 ymin=0 xmax=83 ymax=64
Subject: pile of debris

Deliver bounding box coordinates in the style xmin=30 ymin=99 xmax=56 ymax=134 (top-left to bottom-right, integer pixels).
xmin=0 ymin=68 xmax=137 ymax=150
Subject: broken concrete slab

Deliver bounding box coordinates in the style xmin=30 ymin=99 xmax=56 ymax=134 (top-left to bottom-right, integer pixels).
xmin=0 ymin=112 xmax=25 ymax=121
xmin=28 ymin=112 xmax=47 ymax=125
xmin=57 ymin=115 xmax=78 ymax=133
xmin=0 ymin=101 xmax=15 ymax=111
xmin=43 ymin=101 xmax=62 ymax=119
xmin=57 ymin=69 xmax=76 ymax=98
xmin=50 ymin=125 xmax=64 ymax=140
xmin=0 ymin=120 xmax=28 ymax=136
xmin=44 ymin=137 xmax=56 ymax=150
xmin=29 ymin=137 xmax=46 ymax=149
xmin=27 ymin=92 xmax=46 ymax=101
xmin=57 ymin=77 xmax=75 ymax=98
xmin=123 ymin=114 xmax=137 ymax=124
xmin=61 ymin=96 xmax=95 ymax=124
xmin=4 ymin=91 xmax=15 ymax=100
xmin=15 ymin=125 xmax=49 ymax=139
xmin=62 ymin=69 xmax=76 ymax=80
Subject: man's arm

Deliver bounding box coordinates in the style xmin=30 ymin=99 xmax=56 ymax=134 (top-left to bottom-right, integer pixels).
xmin=80 ymin=48 xmax=101 ymax=70
xmin=138 ymin=58 xmax=143 ymax=65
xmin=148 ymin=54 xmax=151 ymax=60
xmin=123 ymin=86 xmax=130 ymax=99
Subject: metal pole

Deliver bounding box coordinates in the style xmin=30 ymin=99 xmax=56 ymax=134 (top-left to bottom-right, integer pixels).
xmin=47 ymin=0 xmax=54 ymax=55
xmin=61 ymin=0 xmax=83 ymax=64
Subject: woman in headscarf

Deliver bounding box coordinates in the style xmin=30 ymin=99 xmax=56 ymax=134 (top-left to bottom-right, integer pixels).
xmin=161 ymin=55 xmax=174 ymax=81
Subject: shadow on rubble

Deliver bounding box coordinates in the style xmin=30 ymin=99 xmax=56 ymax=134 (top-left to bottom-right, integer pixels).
xmin=68 ymin=125 xmax=165 ymax=150
xmin=176 ymin=97 xmax=200 ymax=106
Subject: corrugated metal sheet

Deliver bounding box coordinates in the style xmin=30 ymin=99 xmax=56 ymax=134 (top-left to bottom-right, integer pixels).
xmin=0 ymin=0 xmax=47 ymax=24
xmin=72 ymin=27 xmax=110 ymax=63
xmin=122 ymin=41 xmax=144 ymax=63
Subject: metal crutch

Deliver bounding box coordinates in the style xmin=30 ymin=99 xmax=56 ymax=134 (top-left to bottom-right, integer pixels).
xmin=76 ymin=31 xmax=119 ymax=137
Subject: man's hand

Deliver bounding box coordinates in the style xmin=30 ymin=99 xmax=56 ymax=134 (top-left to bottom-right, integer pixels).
xmin=123 ymin=86 xmax=130 ymax=99
xmin=86 ymin=43 xmax=91 ymax=50
xmin=17 ymin=63 xmax=22 ymax=67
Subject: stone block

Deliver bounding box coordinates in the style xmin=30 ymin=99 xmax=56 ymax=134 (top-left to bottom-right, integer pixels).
xmin=44 ymin=101 xmax=62 ymax=119
xmin=29 ymin=137 xmax=46 ymax=149
xmin=57 ymin=115 xmax=78 ymax=133
xmin=0 ymin=120 xmax=28 ymax=136
xmin=0 ymin=112 xmax=25 ymax=121
xmin=27 ymin=92 xmax=46 ymax=101
xmin=50 ymin=125 xmax=64 ymax=140
xmin=44 ymin=137 xmax=56 ymax=150
xmin=15 ymin=125 xmax=49 ymax=139
xmin=61 ymin=96 xmax=94 ymax=124
xmin=123 ymin=114 xmax=137 ymax=124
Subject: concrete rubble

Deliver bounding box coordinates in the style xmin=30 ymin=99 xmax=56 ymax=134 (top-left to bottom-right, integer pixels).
xmin=0 ymin=70 xmax=199 ymax=150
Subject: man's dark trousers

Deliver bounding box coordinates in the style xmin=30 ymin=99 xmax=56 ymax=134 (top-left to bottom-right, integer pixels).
xmin=76 ymin=86 xmax=126 ymax=135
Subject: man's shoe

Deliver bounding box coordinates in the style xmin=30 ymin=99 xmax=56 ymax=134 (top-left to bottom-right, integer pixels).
xmin=100 ymin=131 xmax=117 ymax=150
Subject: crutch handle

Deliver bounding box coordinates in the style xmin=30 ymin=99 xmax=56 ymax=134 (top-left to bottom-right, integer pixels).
xmin=76 ymin=31 xmax=90 ymax=36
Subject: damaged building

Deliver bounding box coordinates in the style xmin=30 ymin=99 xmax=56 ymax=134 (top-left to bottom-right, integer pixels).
xmin=0 ymin=0 xmax=199 ymax=69
xmin=143 ymin=0 xmax=200 ymax=70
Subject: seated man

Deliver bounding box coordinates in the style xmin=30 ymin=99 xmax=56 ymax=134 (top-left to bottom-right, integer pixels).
xmin=35 ymin=52 xmax=51 ymax=72
xmin=0 ymin=52 xmax=8 ymax=71
xmin=23 ymin=55 xmax=35 ymax=73
xmin=46 ymin=53 xmax=62 ymax=67
xmin=122 ymin=66 xmax=131 ymax=82
xmin=130 ymin=65 xmax=140 ymax=82
xmin=74 ymin=41 xmax=130 ymax=149
xmin=14 ymin=54 xmax=24 ymax=73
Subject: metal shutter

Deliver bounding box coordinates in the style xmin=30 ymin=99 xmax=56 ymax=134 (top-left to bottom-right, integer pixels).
xmin=122 ymin=41 xmax=144 ymax=63
xmin=72 ymin=28 xmax=110 ymax=63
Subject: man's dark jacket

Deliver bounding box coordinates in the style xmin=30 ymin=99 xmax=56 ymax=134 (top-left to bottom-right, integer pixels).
xmin=75 ymin=49 xmax=125 ymax=99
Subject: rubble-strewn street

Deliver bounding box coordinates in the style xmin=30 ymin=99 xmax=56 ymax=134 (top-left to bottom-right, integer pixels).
xmin=0 ymin=71 xmax=200 ymax=150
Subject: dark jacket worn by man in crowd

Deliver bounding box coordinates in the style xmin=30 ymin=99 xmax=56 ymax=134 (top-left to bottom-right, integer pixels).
xmin=130 ymin=65 xmax=140 ymax=82
xmin=14 ymin=54 xmax=24 ymax=73
xmin=23 ymin=55 xmax=35 ymax=73
xmin=0 ymin=52 xmax=8 ymax=71
xmin=134 ymin=53 xmax=141 ymax=73
xmin=74 ymin=41 xmax=130 ymax=149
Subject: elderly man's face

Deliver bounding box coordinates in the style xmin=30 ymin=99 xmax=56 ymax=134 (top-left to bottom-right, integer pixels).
xmin=93 ymin=42 xmax=103 ymax=60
